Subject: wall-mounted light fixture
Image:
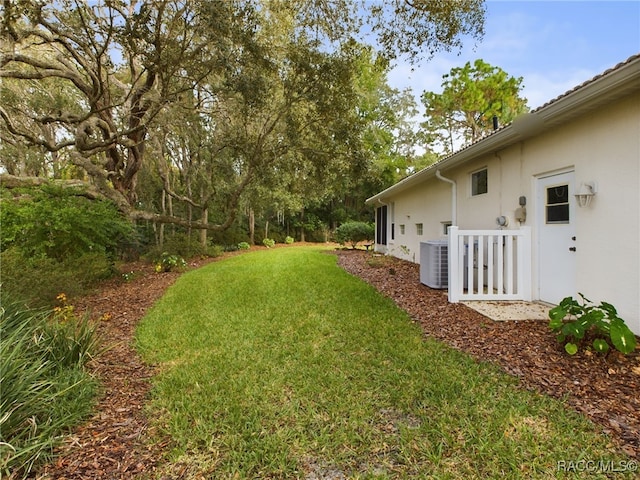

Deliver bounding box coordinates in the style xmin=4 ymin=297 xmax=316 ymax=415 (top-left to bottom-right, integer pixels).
xmin=574 ymin=181 xmax=597 ymax=208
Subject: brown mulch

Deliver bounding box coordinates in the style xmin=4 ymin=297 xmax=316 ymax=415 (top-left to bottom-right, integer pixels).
xmin=36 ymin=255 xmax=222 ymax=480
xmin=37 ymin=247 xmax=639 ymax=479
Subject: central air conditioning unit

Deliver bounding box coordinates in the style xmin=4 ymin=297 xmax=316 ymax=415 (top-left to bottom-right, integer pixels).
xmin=420 ymin=240 xmax=448 ymax=289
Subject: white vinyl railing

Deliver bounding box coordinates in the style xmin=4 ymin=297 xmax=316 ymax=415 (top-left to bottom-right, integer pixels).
xmin=448 ymin=226 xmax=532 ymax=302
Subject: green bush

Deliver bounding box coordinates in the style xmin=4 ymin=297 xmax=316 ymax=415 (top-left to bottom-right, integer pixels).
xmin=159 ymin=232 xmax=206 ymax=259
xmin=549 ymin=294 xmax=637 ymax=355
xmin=334 ymin=221 xmax=375 ymax=249
xmin=0 ymin=186 xmax=136 ymax=261
xmin=0 ymin=186 xmax=134 ymax=307
xmin=154 ymin=252 xmax=187 ymax=272
xmin=238 ymin=241 xmax=251 ymax=250
xmin=262 ymin=238 xmax=276 ymax=248
xmin=0 ymin=297 xmax=98 ymax=478
xmin=205 ymin=244 xmax=225 ymax=258
xmin=1 ymin=248 xmax=114 ymax=308
xmin=284 ymin=236 xmax=294 ymax=244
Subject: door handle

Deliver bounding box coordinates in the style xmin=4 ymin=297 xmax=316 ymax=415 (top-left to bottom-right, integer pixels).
xmin=569 ymin=247 xmax=576 ymax=252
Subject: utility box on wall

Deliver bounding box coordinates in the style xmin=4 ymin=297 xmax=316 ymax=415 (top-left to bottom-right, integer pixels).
xmin=420 ymin=240 xmax=448 ymax=289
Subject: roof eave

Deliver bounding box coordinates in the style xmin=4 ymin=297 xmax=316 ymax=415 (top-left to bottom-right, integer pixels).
xmin=366 ymin=55 xmax=640 ymax=206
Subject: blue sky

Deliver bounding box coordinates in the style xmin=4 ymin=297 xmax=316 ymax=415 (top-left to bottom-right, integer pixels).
xmin=388 ymin=0 xmax=640 ymax=111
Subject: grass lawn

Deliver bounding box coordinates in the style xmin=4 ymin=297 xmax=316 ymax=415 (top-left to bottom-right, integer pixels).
xmin=136 ymin=247 xmax=632 ymax=479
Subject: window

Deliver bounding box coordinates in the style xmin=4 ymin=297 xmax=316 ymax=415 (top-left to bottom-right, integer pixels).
xmin=416 ymin=223 xmax=423 ymax=236
xmin=471 ymin=168 xmax=488 ymax=196
xmin=546 ymin=184 xmax=570 ymax=224
xmin=399 ymin=224 xmax=405 ymax=235
xmin=442 ymin=221 xmax=452 ymax=234
xmin=376 ymin=205 xmax=388 ymax=245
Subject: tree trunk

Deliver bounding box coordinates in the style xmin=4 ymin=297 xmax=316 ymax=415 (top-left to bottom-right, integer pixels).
xmin=159 ymin=190 xmax=166 ymax=250
xmin=300 ymin=208 xmax=305 ymax=242
xmin=168 ymin=193 xmax=175 ymax=236
xmin=249 ymin=208 xmax=255 ymax=245
xmin=264 ymin=220 xmax=269 ymax=240
xmin=200 ymin=208 xmax=208 ymax=247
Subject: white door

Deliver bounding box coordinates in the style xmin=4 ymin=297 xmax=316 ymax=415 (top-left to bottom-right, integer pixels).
xmin=537 ymin=171 xmax=576 ymax=304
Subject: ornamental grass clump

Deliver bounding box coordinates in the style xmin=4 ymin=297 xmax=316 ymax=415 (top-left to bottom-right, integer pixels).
xmin=549 ymin=294 xmax=637 ymax=355
xmin=0 ymin=295 xmax=98 ymax=479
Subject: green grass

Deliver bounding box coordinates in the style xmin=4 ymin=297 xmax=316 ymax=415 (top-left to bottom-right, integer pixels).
xmin=136 ymin=247 xmax=633 ymax=479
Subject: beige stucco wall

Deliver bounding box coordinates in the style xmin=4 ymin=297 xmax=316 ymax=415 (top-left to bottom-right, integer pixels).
xmin=377 ymin=91 xmax=640 ymax=333
xmin=384 ymin=180 xmax=451 ymax=262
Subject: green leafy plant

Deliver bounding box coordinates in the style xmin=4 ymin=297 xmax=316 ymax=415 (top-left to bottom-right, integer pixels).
xmin=284 ymin=236 xmax=294 ymax=244
xmin=548 ymin=294 xmax=637 ymax=355
xmin=0 ymin=186 xmax=136 ymax=261
xmin=334 ymin=221 xmax=375 ymax=249
xmin=155 ymin=252 xmax=187 ymax=272
xmin=238 ymin=241 xmax=251 ymax=250
xmin=262 ymin=238 xmax=275 ymax=248
xmin=122 ymin=271 xmax=136 ymax=282
xmin=1 ymin=248 xmax=115 ymax=308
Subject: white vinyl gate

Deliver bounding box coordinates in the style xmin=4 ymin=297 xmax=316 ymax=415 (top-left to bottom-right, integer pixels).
xmin=448 ymin=226 xmax=532 ymax=302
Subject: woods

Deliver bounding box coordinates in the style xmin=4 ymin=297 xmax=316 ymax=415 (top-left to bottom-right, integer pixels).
xmin=1 ymin=1 xmax=531 ymax=309
xmin=1 ymin=0 xmax=484 ymax=240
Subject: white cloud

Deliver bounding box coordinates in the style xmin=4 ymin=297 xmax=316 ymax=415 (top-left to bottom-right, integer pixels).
xmin=386 ymin=0 xmax=638 ymax=128
xmin=521 ymin=68 xmax=599 ymax=109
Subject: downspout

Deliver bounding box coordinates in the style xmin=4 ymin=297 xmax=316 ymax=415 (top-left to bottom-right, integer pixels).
xmin=436 ymin=170 xmax=457 ymax=226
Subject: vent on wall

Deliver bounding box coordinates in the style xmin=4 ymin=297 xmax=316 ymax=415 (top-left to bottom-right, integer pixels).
xmin=420 ymin=240 xmax=448 ymax=289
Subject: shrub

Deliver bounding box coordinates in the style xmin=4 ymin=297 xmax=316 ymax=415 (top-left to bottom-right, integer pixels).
xmin=262 ymin=238 xmax=275 ymax=248
xmin=0 ymin=187 xmax=133 ymax=307
xmin=0 ymin=186 xmax=136 ymax=261
xmin=159 ymin=233 xmax=207 ymax=259
xmin=284 ymin=236 xmax=294 ymax=244
xmin=205 ymin=244 xmax=224 ymax=258
xmin=154 ymin=252 xmax=187 ymax=272
xmin=549 ymin=294 xmax=637 ymax=355
xmin=334 ymin=221 xmax=375 ymax=249
xmin=1 ymin=248 xmax=114 ymax=308
xmin=0 ymin=296 xmax=98 ymax=478
xmin=238 ymin=241 xmax=251 ymax=250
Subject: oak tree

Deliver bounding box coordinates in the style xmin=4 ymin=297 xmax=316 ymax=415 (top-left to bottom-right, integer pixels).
xmin=1 ymin=0 xmax=485 ymax=232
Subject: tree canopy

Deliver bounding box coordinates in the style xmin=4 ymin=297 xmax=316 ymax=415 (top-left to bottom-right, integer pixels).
xmin=1 ymin=0 xmax=486 ymax=233
xmin=420 ymin=59 xmax=529 ymax=154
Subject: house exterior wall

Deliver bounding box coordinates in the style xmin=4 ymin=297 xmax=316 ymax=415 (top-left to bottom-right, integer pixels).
xmin=569 ymin=96 xmax=639 ymax=334
xmin=375 ymin=91 xmax=640 ymax=334
xmin=384 ymin=180 xmax=451 ymax=262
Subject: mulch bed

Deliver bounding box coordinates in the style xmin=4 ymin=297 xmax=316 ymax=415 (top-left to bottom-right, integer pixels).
xmin=37 ymin=248 xmax=639 ymax=479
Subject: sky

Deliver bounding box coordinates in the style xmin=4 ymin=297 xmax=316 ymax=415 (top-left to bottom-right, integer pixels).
xmin=387 ymin=0 xmax=640 ymax=111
